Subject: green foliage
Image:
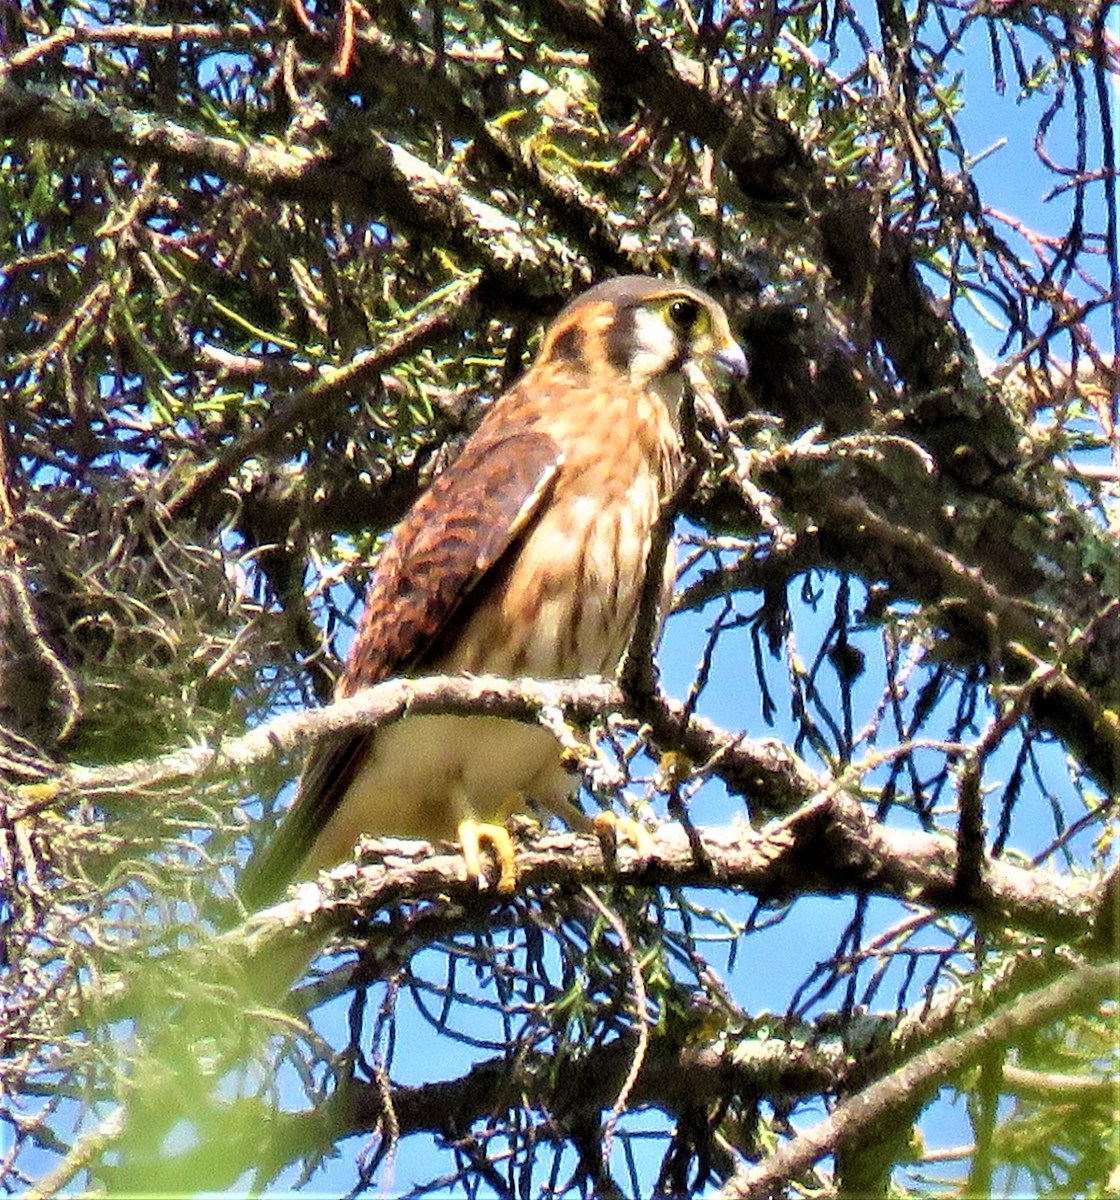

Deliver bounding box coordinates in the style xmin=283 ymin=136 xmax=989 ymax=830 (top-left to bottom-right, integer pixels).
xmin=1 ymin=0 xmax=1116 ymax=1196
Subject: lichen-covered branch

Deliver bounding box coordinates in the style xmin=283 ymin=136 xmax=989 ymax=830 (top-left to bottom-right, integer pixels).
xmin=718 ymin=960 xmax=1117 ymax=1199
xmin=228 ymin=793 xmax=1095 ymax=960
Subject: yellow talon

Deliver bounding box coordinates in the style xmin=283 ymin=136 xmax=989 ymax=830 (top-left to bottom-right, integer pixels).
xmin=458 ymin=819 xmax=518 ymax=894
xmin=592 ymin=811 xmax=656 ymax=857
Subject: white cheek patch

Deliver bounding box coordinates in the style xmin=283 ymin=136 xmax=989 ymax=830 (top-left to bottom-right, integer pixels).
xmin=628 ymin=307 xmax=679 ymax=383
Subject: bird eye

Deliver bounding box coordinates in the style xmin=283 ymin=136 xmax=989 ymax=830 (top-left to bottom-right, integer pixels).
xmin=667 ymin=297 xmax=701 ymax=331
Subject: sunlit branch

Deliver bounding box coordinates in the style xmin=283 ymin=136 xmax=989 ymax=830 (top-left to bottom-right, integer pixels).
xmin=717 ymin=960 xmax=1117 ymax=1200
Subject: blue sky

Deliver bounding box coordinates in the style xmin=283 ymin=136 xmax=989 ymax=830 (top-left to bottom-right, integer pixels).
xmin=12 ymin=3 xmax=1115 ymax=1194
xmin=245 ymin=8 xmax=1119 ymax=1193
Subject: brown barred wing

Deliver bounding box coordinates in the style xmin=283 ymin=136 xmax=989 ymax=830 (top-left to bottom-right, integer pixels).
xmin=237 ymin=427 xmax=561 ymax=909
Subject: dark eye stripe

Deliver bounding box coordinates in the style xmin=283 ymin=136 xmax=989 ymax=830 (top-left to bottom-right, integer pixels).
xmin=604 ymin=306 xmax=637 ymax=370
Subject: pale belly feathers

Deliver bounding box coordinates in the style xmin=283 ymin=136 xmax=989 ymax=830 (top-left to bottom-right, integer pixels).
xmin=304 ymin=714 xmax=576 ymax=874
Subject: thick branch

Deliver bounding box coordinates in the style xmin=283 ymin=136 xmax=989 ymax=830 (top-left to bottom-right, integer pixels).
xmin=344 ymin=24 xmax=630 ymax=274
xmin=104 ymin=1021 xmax=844 ymax=1191
xmin=150 ymin=922 xmax=1107 ymax=1191
xmin=23 ymin=668 xmax=1095 ymax=945
xmin=0 ymin=78 xmax=582 ymax=297
xmin=325 ymin=1031 xmax=841 ymax=1148
xmin=525 ymin=0 xmax=966 ymax=395
xmin=525 ymin=0 xmax=808 ymax=203
xmin=43 ymin=676 xmax=616 ymax=796
xmin=718 ymin=960 xmax=1118 ymax=1199
xmin=0 ymin=78 xmax=343 ymax=198
xmin=36 ymin=673 xmax=818 ymax=817
xmin=321 ymin=951 xmax=1113 ymax=1144
xmin=230 ymin=792 xmax=1095 ymax=966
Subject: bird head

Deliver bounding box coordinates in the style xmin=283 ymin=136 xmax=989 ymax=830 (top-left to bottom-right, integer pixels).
xmin=538 ymin=275 xmax=747 ymax=422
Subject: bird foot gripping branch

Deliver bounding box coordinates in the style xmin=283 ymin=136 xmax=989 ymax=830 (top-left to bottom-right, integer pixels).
xmin=458 ymin=818 xmax=518 ymax=894
xmin=592 ymin=810 xmax=657 ymax=860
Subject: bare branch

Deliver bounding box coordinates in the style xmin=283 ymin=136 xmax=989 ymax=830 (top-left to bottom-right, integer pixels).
xmin=0 ymin=21 xmax=266 ymax=72
xmin=44 ymin=675 xmax=622 ymax=798
xmin=33 ymin=671 xmax=819 ymax=823
xmin=228 ymin=792 xmax=1095 ymax=960
xmin=717 ymin=960 xmax=1117 ymax=1199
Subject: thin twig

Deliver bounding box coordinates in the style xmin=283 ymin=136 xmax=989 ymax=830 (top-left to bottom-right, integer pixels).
xmin=582 ymin=886 xmax=651 ymax=1166
xmin=164 ymin=278 xmax=482 ymax=519
xmin=20 ymin=1108 xmax=126 ymax=1200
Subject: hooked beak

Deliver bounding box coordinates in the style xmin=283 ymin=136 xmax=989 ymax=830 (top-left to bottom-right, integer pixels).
xmin=712 ymin=340 xmax=749 ymax=379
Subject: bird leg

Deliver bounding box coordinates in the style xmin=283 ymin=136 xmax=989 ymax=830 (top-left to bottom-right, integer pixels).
xmin=546 ymin=794 xmax=656 ymax=859
xmin=458 ymin=818 xmax=518 ymax=894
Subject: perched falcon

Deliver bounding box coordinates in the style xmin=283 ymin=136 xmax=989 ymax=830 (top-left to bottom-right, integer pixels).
xmin=239 ymin=276 xmax=746 ymax=909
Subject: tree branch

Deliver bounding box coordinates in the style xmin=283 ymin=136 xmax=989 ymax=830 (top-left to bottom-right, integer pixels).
xmin=163 ymin=278 xmax=482 ymax=520
xmin=226 ymin=789 xmax=1095 ymax=968
xmin=140 ymin=928 xmax=1108 ymax=1191
xmin=107 ymin=1024 xmax=845 ymax=1192
xmin=0 ymin=20 xmax=266 ymax=72
xmin=19 ymin=667 xmax=1093 ymax=946
xmin=0 ymin=78 xmax=584 ymax=297
xmin=1000 ymin=1064 xmax=1116 ymax=1099
xmin=34 ymin=672 xmax=818 ymax=819
xmin=332 ymin=1030 xmax=842 ymax=1148
xmin=717 ymin=960 xmax=1118 ymax=1199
